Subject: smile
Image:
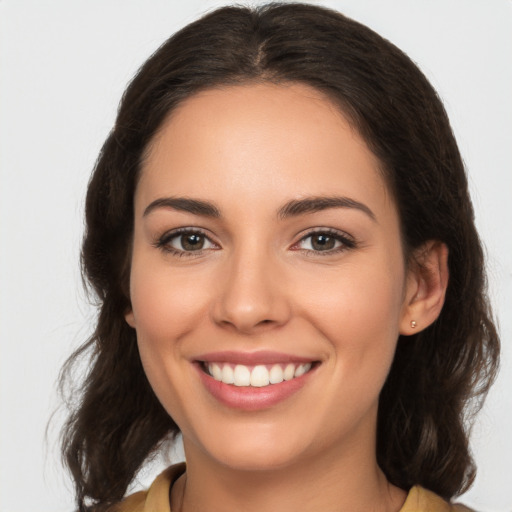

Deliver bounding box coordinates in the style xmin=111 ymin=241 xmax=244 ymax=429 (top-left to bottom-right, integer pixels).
xmin=195 ymin=351 xmax=320 ymax=410
xmin=204 ymin=362 xmax=313 ymax=387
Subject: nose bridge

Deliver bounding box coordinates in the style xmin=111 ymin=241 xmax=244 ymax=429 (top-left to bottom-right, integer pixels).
xmin=212 ymin=238 xmax=290 ymax=333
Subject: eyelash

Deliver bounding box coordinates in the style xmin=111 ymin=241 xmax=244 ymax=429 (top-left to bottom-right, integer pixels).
xmin=153 ymin=227 xmax=357 ymax=257
xmin=153 ymin=228 xmax=217 ymax=258
xmin=292 ymin=228 xmax=357 ymax=256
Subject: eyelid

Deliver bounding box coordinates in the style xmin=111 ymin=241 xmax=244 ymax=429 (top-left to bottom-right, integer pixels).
xmin=152 ymin=226 xmax=356 ymax=257
xmin=290 ymin=227 xmax=357 ymax=253
xmin=153 ymin=227 xmax=220 ymax=256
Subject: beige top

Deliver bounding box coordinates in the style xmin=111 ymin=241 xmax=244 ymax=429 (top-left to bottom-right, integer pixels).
xmin=115 ymin=463 xmax=473 ymax=512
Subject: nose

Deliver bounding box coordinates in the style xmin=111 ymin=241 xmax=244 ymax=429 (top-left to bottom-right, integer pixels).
xmin=211 ymin=247 xmax=292 ymax=334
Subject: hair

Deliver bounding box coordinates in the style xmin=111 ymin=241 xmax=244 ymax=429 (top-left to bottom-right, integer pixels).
xmin=60 ymin=3 xmax=500 ymax=511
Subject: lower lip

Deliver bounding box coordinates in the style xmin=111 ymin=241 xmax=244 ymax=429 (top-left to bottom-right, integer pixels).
xmin=195 ymin=363 xmax=316 ymax=411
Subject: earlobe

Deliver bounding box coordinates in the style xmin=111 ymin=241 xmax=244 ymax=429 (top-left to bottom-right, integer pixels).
xmin=400 ymin=241 xmax=449 ymax=335
xmin=125 ymin=309 xmax=136 ymax=328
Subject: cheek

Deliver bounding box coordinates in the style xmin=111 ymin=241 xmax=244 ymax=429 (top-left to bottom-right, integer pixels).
xmin=128 ymin=262 xmax=209 ymax=424
xmin=299 ymin=259 xmax=405 ymax=384
xmin=129 ymin=260 xmax=211 ymax=342
xmin=127 ymin=259 xmax=213 ymax=410
xmin=305 ymin=260 xmax=403 ymax=331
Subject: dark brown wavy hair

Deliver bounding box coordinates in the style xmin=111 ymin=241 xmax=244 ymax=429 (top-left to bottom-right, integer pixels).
xmin=60 ymin=3 xmax=500 ymax=511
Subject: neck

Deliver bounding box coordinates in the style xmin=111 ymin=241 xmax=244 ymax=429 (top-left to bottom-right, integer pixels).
xmin=174 ymin=433 xmax=406 ymax=512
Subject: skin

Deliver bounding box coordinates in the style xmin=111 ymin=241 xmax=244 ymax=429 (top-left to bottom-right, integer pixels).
xmin=125 ymin=82 xmax=448 ymax=512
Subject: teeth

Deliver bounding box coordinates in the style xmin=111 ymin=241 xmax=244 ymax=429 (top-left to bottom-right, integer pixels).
xmin=294 ymin=363 xmax=311 ymax=377
xmin=250 ymin=365 xmax=270 ymax=387
xmin=269 ymin=364 xmax=284 ymax=384
xmin=221 ymin=364 xmax=234 ymax=384
xmin=283 ymin=363 xmax=295 ymax=381
xmin=211 ymin=363 xmax=222 ymax=381
xmin=233 ymin=365 xmax=251 ymax=386
xmin=206 ymin=362 xmax=313 ymax=387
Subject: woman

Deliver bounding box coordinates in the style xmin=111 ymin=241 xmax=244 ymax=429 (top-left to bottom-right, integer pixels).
xmin=60 ymin=3 xmax=499 ymax=511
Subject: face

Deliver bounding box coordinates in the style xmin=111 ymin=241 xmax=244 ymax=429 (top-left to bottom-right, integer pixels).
xmin=126 ymin=83 xmax=416 ymax=472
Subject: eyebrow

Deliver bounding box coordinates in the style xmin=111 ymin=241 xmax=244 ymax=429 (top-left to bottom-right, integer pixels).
xmin=143 ymin=197 xmax=221 ymax=218
xmin=143 ymin=195 xmax=376 ymax=222
xmin=277 ymin=196 xmax=376 ymax=222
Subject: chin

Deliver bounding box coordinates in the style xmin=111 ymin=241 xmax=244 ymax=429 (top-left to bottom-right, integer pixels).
xmin=187 ymin=421 xmax=311 ymax=472
xmin=213 ymin=445 xmax=302 ymax=472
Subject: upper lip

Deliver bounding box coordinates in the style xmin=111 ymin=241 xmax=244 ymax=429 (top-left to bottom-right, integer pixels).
xmin=194 ymin=350 xmax=317 ymax=365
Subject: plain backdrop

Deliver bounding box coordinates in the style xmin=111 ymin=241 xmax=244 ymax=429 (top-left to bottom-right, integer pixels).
xmin=0 ymin=1 xmax=511 ymax=511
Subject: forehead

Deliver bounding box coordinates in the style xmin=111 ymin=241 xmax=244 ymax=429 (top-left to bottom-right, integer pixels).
xmin=137 ymin=82 xmax=393 ymax=219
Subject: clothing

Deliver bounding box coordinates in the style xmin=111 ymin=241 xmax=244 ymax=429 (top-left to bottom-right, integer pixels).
xmin=114 ymin=463 xmax=473 ymax=512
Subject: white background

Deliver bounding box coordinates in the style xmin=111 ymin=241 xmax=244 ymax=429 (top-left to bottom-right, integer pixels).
xmin=0 ymin=1 xmax=511 ymax=511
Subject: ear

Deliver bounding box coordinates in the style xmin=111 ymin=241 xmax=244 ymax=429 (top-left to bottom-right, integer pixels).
xmin=400 ymin=241 xmax=449 ymax=335
xmin=125 ymin=309 xmax=136 ymax=328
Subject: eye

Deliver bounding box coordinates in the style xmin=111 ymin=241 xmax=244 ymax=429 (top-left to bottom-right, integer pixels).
xmin=294 ymin=229 xmax=356 ymax=254
xmin=155 ymin=229 xmax=218 ymax=256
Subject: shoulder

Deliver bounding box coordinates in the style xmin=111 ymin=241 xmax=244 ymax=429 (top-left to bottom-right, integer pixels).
xmin=111 ymin=463 xmax=186 ymax=512
xmin=401 ymin=486 xmax=475 ymax=512
xmin=110 ymin=490 xmax=147 ymax=512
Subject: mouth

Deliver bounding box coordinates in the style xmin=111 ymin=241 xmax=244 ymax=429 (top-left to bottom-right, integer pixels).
xmin=193 ymin=351 xmax=320 ymax=410
xmin=199 ymin=361 xmax=315 ymax=388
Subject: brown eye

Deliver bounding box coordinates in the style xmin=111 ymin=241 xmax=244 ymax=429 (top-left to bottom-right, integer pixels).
xmin=310 ymin=234 xmax=336 ymax=251
xmin=180 ymin=233 xmax=205 ymax=251
xmin=295 ymin=230 xmax=356 ymax=254
xmin=157 ymin=229 xmax=217 ymax=255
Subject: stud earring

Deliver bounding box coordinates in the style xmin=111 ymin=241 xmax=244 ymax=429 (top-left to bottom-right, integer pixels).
xmin=410 ymin=320 xmax=417 ymax=329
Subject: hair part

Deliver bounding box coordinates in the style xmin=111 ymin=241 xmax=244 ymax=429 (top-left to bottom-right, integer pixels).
xmin=60 ymin=3 xmax=500 ymax=510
